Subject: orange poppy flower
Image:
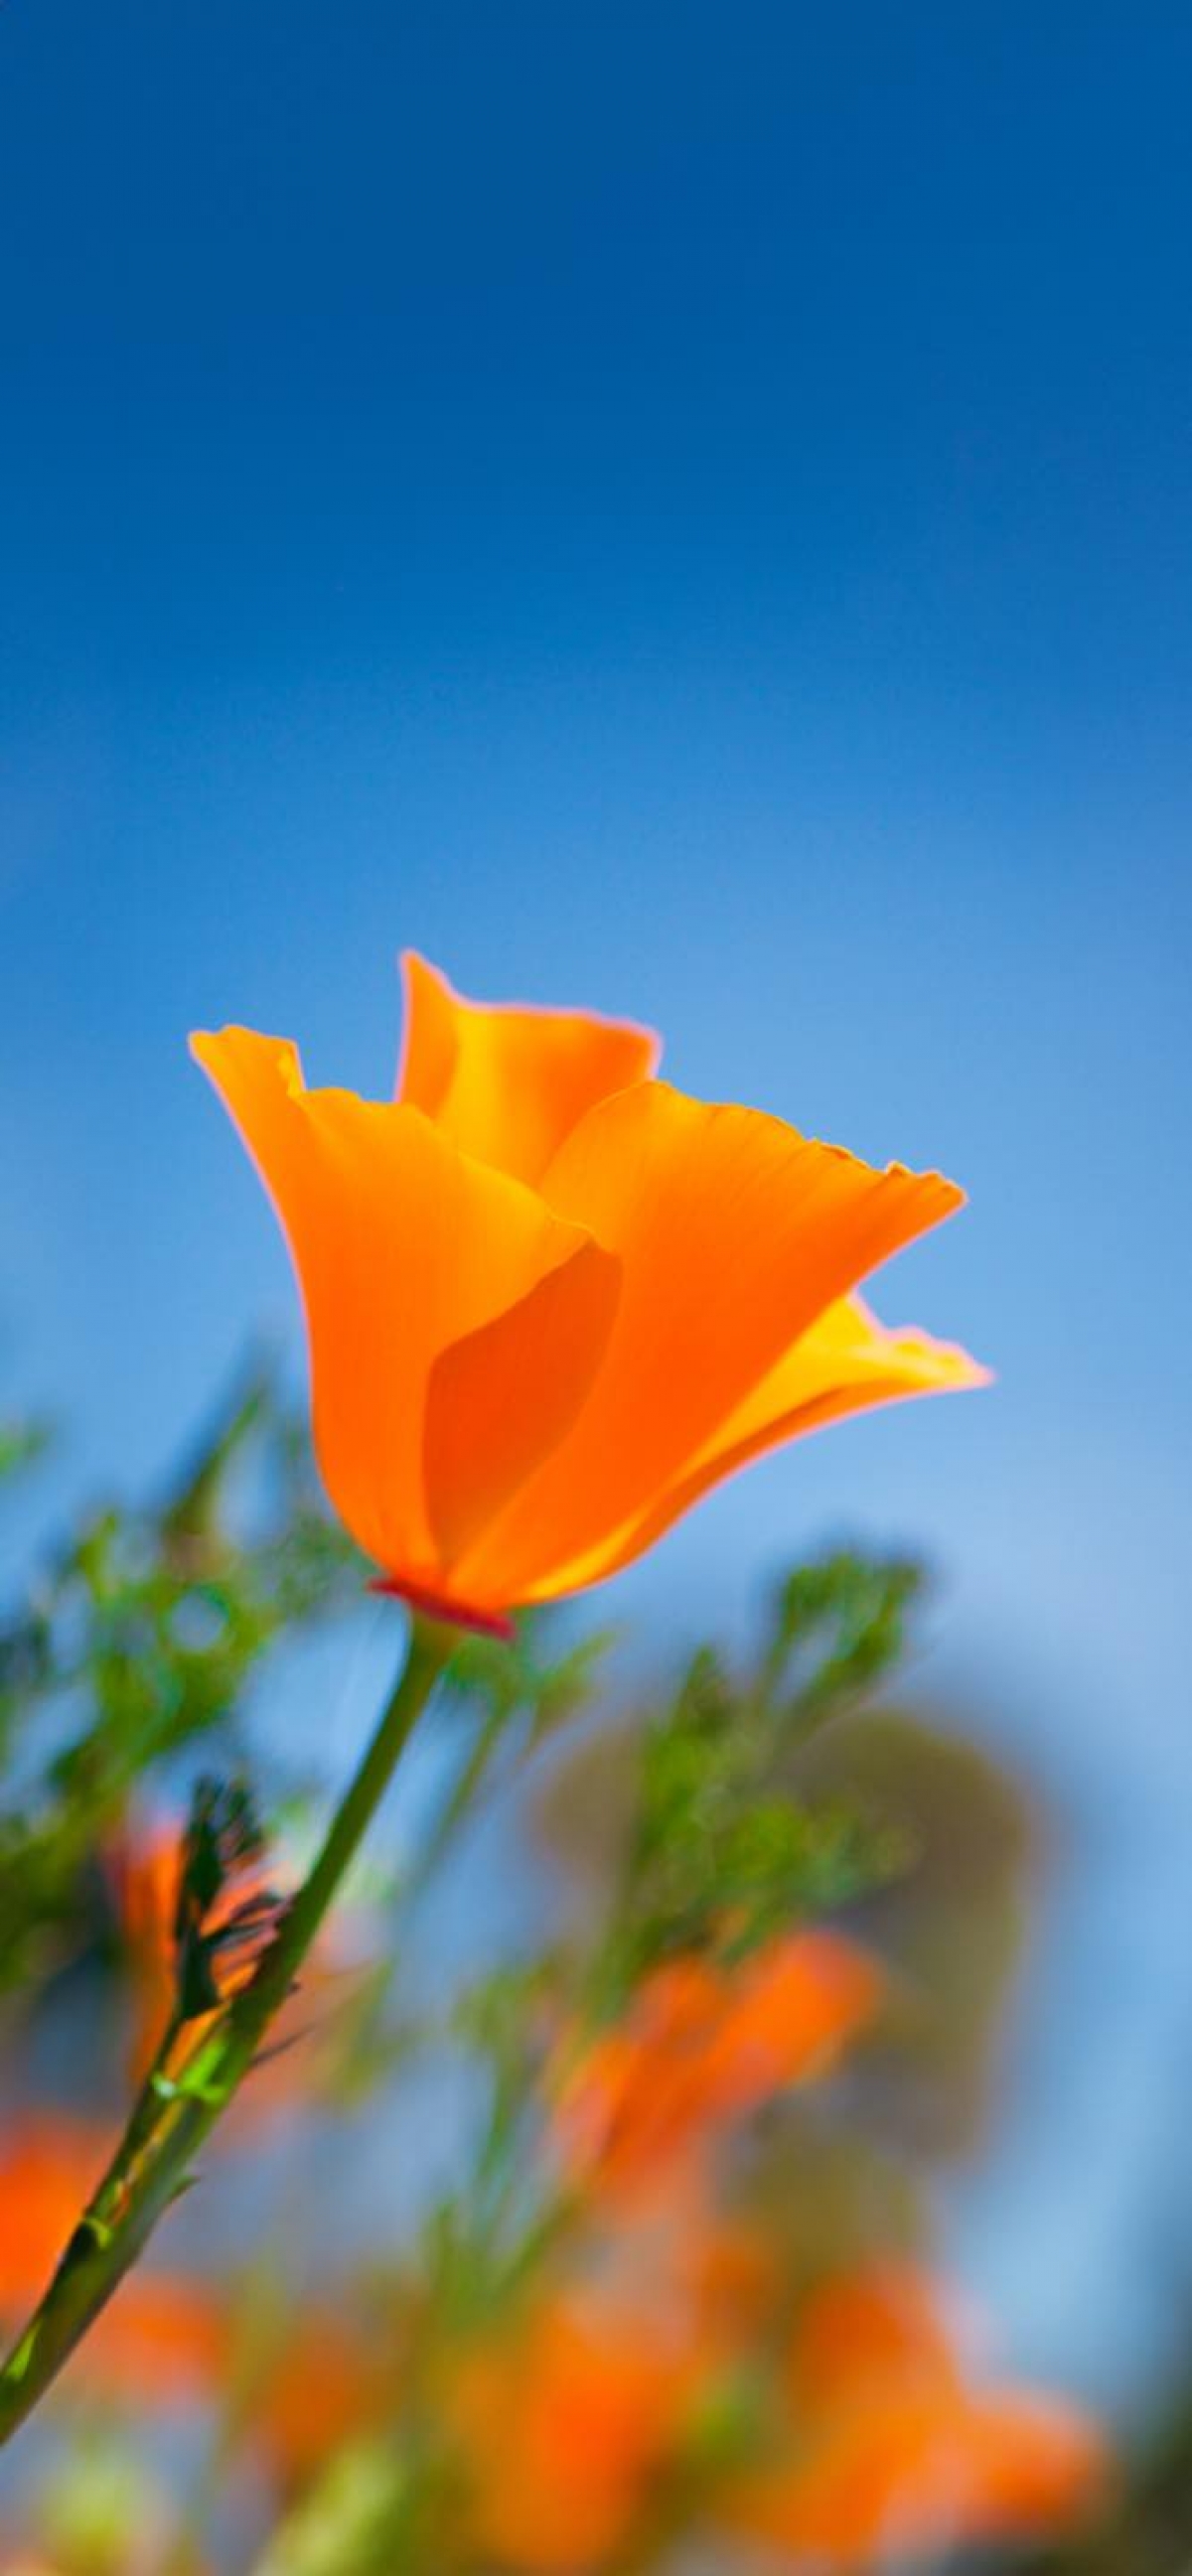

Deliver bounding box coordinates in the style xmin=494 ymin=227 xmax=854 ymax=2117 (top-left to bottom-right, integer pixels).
xmin=192 ymin=954 xmax=985 ymax=1636
xmin=554 ymin=1930 xmax=880 ymax=2197
xmin=721 ymin=2263 xmax=1108 ymax=2567
xmin=449 ymin=2285 xmax=707 ymax=2572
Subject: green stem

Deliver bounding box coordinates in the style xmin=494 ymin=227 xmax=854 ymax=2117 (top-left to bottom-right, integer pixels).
xmin=0 ymin=1613 xmax=454 ymax=2451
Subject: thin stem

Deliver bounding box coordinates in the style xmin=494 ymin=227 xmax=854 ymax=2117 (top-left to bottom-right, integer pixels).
xmin=0 ymin=1613 xmax=454 ymax=2451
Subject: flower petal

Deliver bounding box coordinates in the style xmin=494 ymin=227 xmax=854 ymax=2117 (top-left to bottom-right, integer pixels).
xmin=424 ymin=1236 xmax=622 ymax=1570
xmin=396 ymin=951 xmax=661 ymax=1186
xmin=525 ymin=1295 xmax=988 ymax=1597
xmin=191 ymin=1026 xmax=603 ymax=1581
xmin=793 ymin=2265 xmax=962 ymax=2412
xmin=554 ymin=1932 xmax=879 ymax=2198
xmin=724 ymin=2261 xmax=1107 ymax=2567
xmin=457 ymin=1083 xmax=968 ymax=1604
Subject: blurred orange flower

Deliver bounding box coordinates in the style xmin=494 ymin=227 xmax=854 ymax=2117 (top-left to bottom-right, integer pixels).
xmin=721 ymin=2262 xmax=1108 ymax=2568
xmin=450 ymin=2284 xmax=706 ymax=2572
xmin=554 ymin=1930 xmax=881 ymax=2197
xmin=193 ymin=954 xmax=984 ymax=1636
xmin=447 ymin=2237 xmax=1105 ymax=2575
xmin=445 ymin=1934 xmax=881 ymax=2569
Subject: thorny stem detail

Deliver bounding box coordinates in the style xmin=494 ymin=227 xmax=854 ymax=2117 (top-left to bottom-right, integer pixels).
xmin=0 ymin=1614 xmax=455 ymax=2450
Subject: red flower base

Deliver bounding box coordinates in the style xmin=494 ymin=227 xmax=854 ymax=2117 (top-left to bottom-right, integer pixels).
xmin=368 ymin=1574 xmax=516 ymax=1643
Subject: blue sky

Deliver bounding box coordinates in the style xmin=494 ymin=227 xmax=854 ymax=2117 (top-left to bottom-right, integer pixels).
xmin=2 ymin=2 xmax=1191 ymax=2402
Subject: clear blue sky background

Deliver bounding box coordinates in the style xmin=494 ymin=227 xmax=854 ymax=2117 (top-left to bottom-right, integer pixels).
xmin=2 ymin=3 xmax=1190 ymax=2407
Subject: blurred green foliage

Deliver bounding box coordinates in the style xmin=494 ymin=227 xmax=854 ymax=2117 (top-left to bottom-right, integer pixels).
xmin=595 ymin=1551 xmax=919 ymax=1999
xmin=0 ymin=1366 xmax=361 ymax=1994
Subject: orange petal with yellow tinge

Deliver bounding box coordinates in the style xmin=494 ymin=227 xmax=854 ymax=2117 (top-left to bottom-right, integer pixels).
xmin=457 ymin=1083 xmax=970 ymax=1605
xmin=397 ymin=950 xmax=660 ymax=1188
xmin=535 ymin=1293 xmax=988 ymax=1597
xmin=190 ymin=1026 xmax=608 ymax=1585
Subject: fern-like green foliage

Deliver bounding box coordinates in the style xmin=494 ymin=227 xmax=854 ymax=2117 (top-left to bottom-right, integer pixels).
xmin=588 ymin=1550 xmax=919 ymax=2005
xmin=0 ymin=1365 xmax=361 ymax=1990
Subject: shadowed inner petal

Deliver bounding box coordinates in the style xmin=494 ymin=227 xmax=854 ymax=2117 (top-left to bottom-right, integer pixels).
xmin=424 ymin=1236 xmax=622 ymax=1570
